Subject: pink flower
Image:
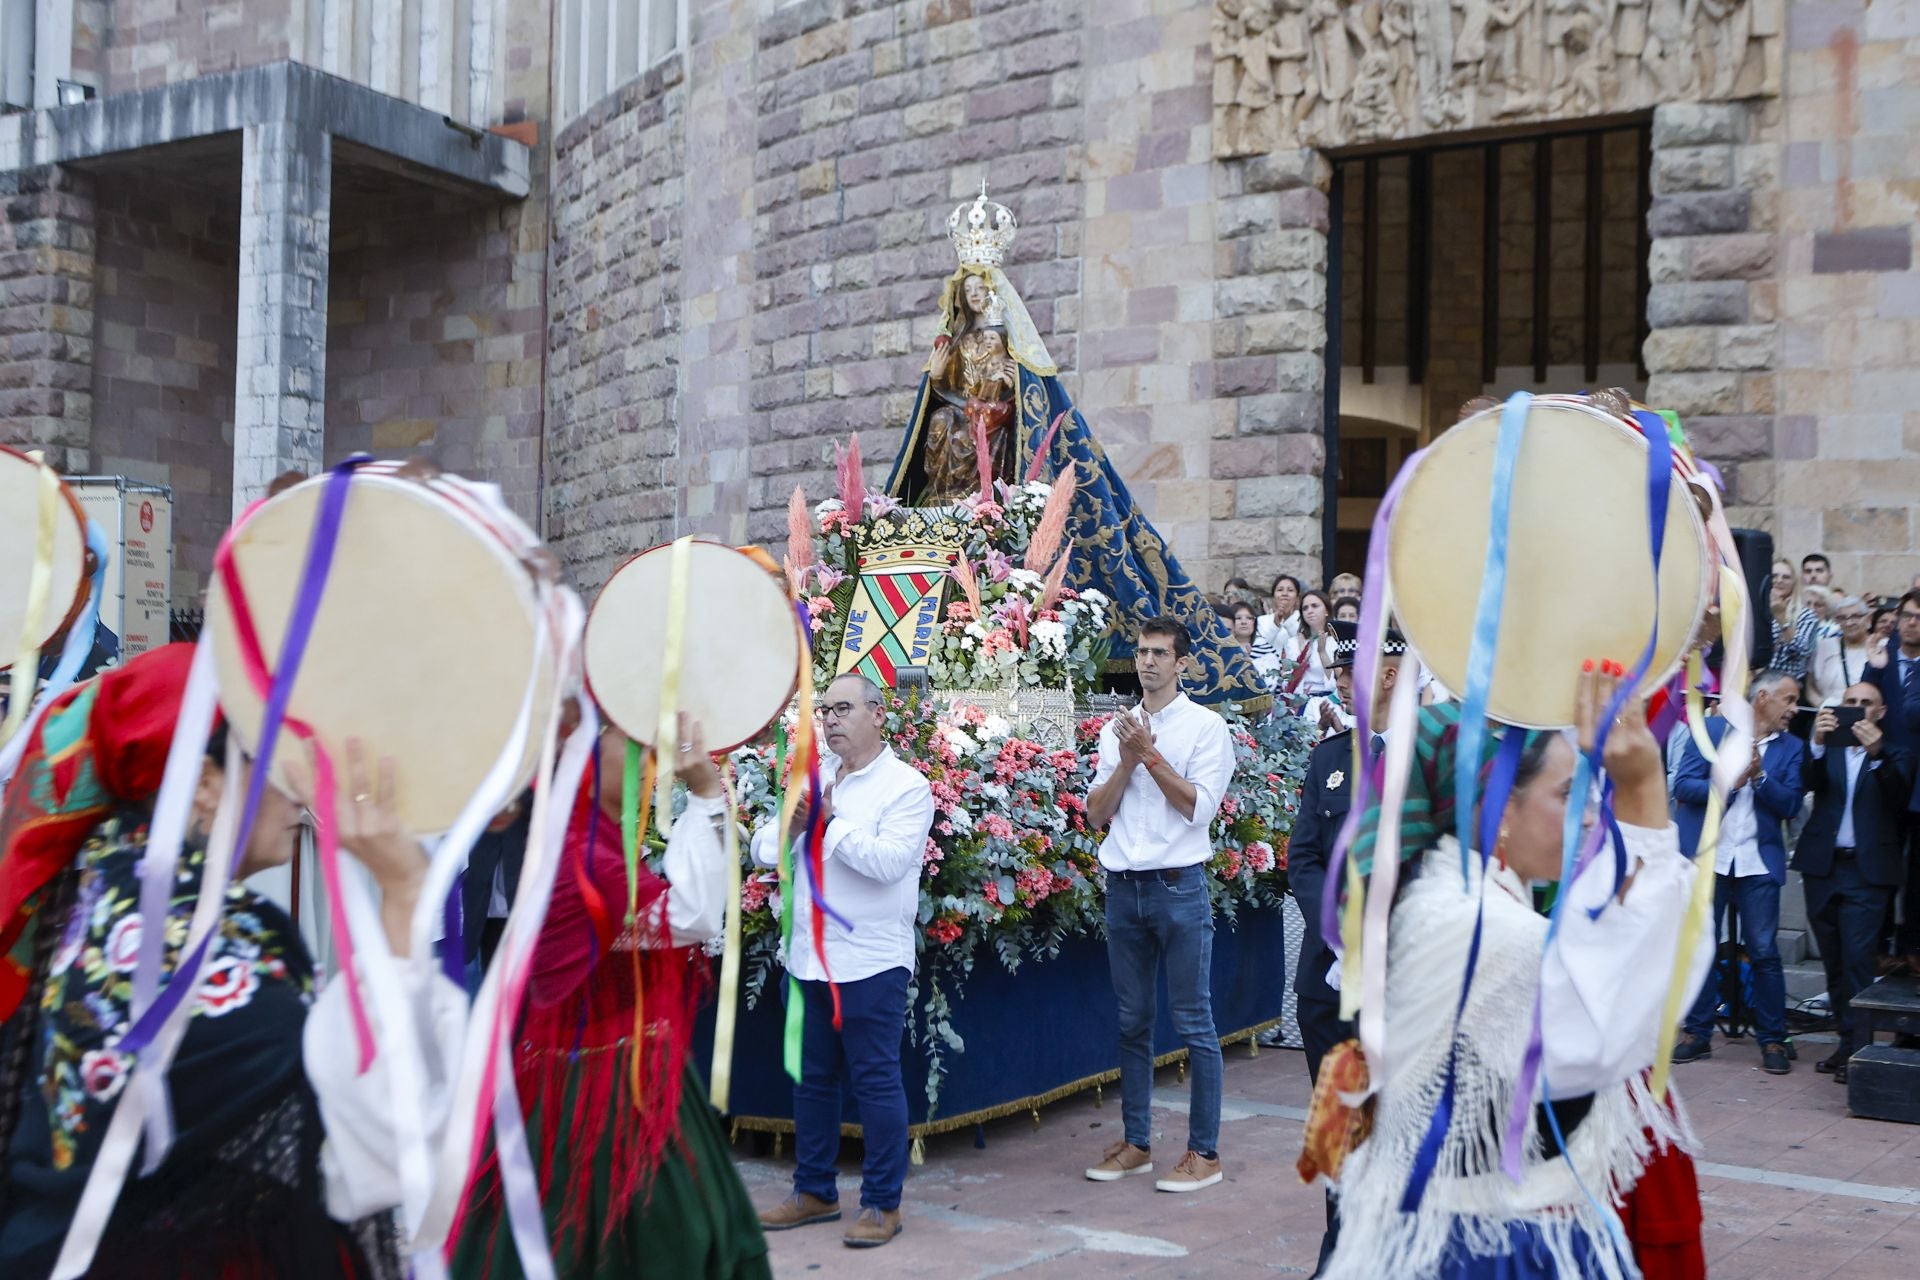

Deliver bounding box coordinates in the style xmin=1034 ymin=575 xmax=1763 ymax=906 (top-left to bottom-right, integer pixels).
xmin=197 ymin=956 xmax=260 ymax=1017
xmin=1247 ymin=841 xmax=1274 ymax=872
xmin=984 ymin=549 xmax=1014 ymax=583
xmin=819 ymin=509 xmax=855 ymax=536
xmin=806 ymin=595 xmax=836 ymax=623
xmin=946 ymin=601 xmax=976 ymax=623
xmin=962 ymin=498 xmax=1006 ymax=524
xmin=742 ymin=876 xmax=773 ymax=914
xmin=866 ymin=491 xmax=902 ymax=518
xmin=978 ymin=814 xmax=1017 ymax=841
xmin=982 ymin=630 xmax=1018 ymax=656
xmin=923 ymin=837 xmax=945 ymax=866
xmin=80 ymin=1049 xmax=130 ymax=1102
xmin=105 ymin=915 xmax=143 ymax=974
xmin=926 ymin=918 xmax=963 ymax=945
xmin=814 ymin=565 xmax=847 ymax=594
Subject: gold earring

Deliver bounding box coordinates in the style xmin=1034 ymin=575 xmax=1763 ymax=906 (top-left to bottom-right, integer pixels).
xmin=1496 ymin=823 xmax=1510 ymax=869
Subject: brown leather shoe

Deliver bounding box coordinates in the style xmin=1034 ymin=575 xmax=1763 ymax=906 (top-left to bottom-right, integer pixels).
xmin=759 ymin=1191 xmax=841 ymax=1231
xmin=843 ymin=1206 xmax=902 ymax=1248
xmin=1084 ymin=1139 xmax=1153 ymax=1181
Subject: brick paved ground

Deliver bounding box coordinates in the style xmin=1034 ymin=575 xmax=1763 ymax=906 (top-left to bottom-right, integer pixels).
xmin=738 ymin=1028 xmax=1920 ymax=1278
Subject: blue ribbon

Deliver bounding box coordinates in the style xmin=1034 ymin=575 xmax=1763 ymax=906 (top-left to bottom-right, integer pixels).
xmin=1452 ymin=392 xmax=1530 ymax=882
xmin=1400 ymin=729 xmax=1526 ymax=1212
xmin=39 ymin=518 xmax=109 ymax=697
xmin=119 ymin=456 xmax=365 ymax=1055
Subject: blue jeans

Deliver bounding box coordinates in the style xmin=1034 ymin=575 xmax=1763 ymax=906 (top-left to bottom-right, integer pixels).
xmin=1684 ymin=873 xmax=1785 ymax=1044
xmin=1106 ymin=869 xmax=1222 ymax=1156
xmin=790 ymin=968 xmax=910 ymax=1211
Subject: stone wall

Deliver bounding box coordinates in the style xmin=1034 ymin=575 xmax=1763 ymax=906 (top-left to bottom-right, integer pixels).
xmin=746 ymin=0 xmax=1087 ymax=547
xmin=1771 ymin=0 xmax=1920 ymax=595
xmin=88 ymin=175 xmax=238 ymax=601
xmin=1076 ymin=0 xmax=1220 ymax=581
xmin=1643 ymin=99 xmax=1780 ymax=539
xmin=1210 ymin=149 xmax=1327 ymax=590
xmin=543 ymin=59 xmax=688 ymax=592
xmin=0 ymin=166 xmax=95 ymax=475
xmin=93 ymin=0 xmax=296 ymax=94
xmin=325 ymin=187 xmax=547 ymax=525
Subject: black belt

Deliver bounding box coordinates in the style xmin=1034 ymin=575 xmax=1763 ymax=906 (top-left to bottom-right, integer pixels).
xmin=1108 ymin=866 xmax=1193 ymax=883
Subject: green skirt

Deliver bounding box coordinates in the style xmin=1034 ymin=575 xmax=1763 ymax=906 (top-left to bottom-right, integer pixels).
xmin=451 ymin=1060 xmax=771 ymax=1280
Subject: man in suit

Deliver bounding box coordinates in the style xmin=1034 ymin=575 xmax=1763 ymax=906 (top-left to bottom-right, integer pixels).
xmin=1672 ymin=668 xmax=1805 ymax=1074
xmin=1864 ymin=589 xmax=1920 ymax=971
xmin=1799 ymin=683 xmax=1913 ymax=1081
xmin=1287 ymin=620 xmax=1404 ymax=1275
xmin=461 ymin=791 xmax=532 ymax=976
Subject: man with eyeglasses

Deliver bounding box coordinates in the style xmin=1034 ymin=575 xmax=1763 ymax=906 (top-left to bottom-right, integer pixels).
xmin=752 ymin=673 xmax=934 ymax=1249
xmin=1082 ymin=618 xmax=1236 ymax=1194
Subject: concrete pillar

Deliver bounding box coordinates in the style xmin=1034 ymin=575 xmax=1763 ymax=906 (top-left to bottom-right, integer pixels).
xmin=0 ymin=164 xmax=96 ymax=472
xmin=234 ymin=121 xmax=331 ymax=511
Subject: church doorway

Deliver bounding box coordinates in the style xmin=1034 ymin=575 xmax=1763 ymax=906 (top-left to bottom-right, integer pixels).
xmin=1321 ymin=121 xmax=1654 ymax=582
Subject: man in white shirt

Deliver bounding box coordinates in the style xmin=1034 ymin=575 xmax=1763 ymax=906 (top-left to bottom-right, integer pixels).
xmin=1797 ymin=684 xmax=1914 ymax=1081
xmin=753 ymin=674 xmax=935 ymax=1249
xmin=1673 ymin=670 xmax=1804 ymax=1074
xmin=1082 ymin=619 xmax=1236 ymax=1194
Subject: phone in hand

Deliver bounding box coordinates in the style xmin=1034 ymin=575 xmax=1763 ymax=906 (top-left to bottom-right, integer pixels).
xmin=1824 ymin=705 xmax=1867 ymax=748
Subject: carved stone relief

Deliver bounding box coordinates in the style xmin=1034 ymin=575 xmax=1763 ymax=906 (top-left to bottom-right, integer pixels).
xmin=1213 ymin=0 xmax=1783 ymax=156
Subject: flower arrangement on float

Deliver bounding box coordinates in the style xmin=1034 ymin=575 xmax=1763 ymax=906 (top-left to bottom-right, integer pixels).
xmin=723 ymin=434 xmax=1316 ymax=1110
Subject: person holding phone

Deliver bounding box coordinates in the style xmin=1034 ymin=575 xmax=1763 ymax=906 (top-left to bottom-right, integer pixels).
xmin=1798 ymin=684 xmax=1914 ymax=1081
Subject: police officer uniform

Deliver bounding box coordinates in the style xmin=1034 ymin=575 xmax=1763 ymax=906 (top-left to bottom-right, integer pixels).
xmin=1286 ymin=621 xmax=1406 ymax=1278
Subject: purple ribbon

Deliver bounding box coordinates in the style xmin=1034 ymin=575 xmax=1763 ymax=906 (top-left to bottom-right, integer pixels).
xmin=120 ymin=458 xmax=364 ymax=1056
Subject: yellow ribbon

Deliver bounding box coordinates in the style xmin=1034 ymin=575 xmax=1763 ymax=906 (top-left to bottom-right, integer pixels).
xmin=1650 ymin=559 xmax=1750 ymax=1101
xmin=3 ymin=455 xmax=60 ymax=747
xmin=653 ymin=536 xmax=694 ymax=840
xmin=709 ymin=760 xmax=744 ymax=1113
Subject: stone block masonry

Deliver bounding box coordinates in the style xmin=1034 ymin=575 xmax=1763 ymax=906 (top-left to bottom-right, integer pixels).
xmin=233 ymin=121 xmax=330 ymax=512
xmin=543 ymin=60 xmax=688 ymax=593
xmin=0 ymin=165 xmax=95 ymax=475
xmin=746 ymin=0 xmax=1087 ymax=549
xmin=89 ymin=175 xmax=239 ymax=604
xmin=1210 ymin=148 xmax=1328 ymax=590
xmin=1643 ymin=100 xmax=1778 ymax=539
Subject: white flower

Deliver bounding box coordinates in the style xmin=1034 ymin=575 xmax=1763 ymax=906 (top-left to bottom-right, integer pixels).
xmin=1031 ymin=619 xmax=1068 ymax=658
xmin=982 ymin=713 xmax=1013 ymax=740
xmin=981 ymin=782 xmax=1009 ymax=802
xmin=1006 ymin=568 xmax=1044 ymax=591
xmin=813 ymin=498 xmax=844 ymax=518
xmin=942 ymin=726 xmax=979 ymax=756
xmin=1022 ymin=481 xmax=1053 ymax=499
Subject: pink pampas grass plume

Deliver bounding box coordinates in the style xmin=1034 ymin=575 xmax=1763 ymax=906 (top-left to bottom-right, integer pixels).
xmin=835 ymin=434 xmax=865 ymax=524
xmin=1023 ymin=462 xmax=1077 ymax=574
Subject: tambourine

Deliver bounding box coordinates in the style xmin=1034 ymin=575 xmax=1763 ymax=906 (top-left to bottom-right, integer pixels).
xmin=205 ymin=463 xmax=561 ymax=832
xmin=0 ymin=445 xmax=90 ymax=673
xmin=585 ymin=541 xmax=801 ymax=752
xmin=1388 ymin=397 xmax=1711 ymax=729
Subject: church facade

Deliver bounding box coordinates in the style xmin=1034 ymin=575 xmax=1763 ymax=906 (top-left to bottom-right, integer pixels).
xmin=1 ymin=1 xmax=1913 ymax=605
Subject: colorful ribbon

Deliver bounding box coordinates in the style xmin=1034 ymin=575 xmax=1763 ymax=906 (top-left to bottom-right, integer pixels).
xmin=3 ymin=453 xmax=60 ymax=747
xmin=774 ymin=724 xmax=804 ymax=1082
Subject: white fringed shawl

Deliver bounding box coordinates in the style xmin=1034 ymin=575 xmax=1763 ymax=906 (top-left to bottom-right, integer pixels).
xmin=1322 ymin=838 xmax=1697 ymax=1280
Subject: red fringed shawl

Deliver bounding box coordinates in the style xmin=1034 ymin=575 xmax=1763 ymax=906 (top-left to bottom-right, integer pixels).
xmin=466 ymin=787 xmax=710 ymax=1250
xmin=0 ymin=644 xmax=203 ymax=1021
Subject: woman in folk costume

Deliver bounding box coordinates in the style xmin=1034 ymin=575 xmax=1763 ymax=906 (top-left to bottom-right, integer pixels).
xmin=1313 ymin=663 xmax=1714 ymax=1280
xmin=0 ymin=643 xmax=452 ymax=1278
xmin=451 ymin=711 xmax=770 ymax=1280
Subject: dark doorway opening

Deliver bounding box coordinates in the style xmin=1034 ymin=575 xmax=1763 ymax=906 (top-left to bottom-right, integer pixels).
xmin=1321 ymin=119 xmax=1654 ymax=584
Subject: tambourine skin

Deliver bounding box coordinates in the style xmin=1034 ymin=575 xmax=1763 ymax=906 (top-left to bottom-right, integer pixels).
xmin=0 ymin=445 xmax=90 ymax=672
xmin=205 ymin=467 xmax=559 ymax=833
xmin=1387 ymin=398 xmax=1711 ymax=730
xmin=585 ymin=541 xmax=802 ymax=755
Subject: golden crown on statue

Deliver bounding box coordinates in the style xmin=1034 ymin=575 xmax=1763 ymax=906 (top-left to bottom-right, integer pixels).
xmin=948 ymin=179 xmax=1018 ymax=268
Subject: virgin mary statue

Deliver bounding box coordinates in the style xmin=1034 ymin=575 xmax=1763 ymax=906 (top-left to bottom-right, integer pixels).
xmin=886 ymin=183 xmax=1262 ymax=705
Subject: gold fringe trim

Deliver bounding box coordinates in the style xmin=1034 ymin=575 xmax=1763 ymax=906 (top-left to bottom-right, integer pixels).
xmin=723 ymin=1018 xmax=1285 ymax=1144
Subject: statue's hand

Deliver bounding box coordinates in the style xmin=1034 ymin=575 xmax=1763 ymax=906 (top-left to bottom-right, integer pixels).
xmin=930 ymin=337 xmax=953 ymax=378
